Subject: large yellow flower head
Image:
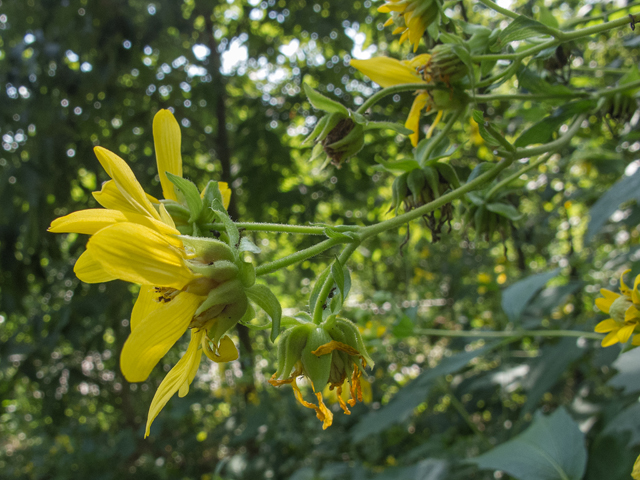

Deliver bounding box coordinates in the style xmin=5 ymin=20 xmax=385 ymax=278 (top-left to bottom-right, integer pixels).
xmin=350 ymin=55 xmax=467 ymax=147
xmin=594 ymin=269 xmax=640 ymax=347
xmin=379 ymin=0 xmax=442 ymax=52
xmin=49 ymin=110 xmax=242 ymax=437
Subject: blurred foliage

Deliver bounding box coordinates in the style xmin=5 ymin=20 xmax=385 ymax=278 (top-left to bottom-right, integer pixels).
xmin=2 ymin=0 xmax=640 ymax=479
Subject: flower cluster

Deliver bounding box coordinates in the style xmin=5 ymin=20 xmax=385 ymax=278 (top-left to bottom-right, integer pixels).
xmin=594 ymin=270 xmax=640 ymax=347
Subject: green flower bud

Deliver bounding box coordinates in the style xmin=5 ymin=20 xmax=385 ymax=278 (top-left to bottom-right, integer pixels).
xmin=301 ymin=327 xmax=333 ymax=392
xmin=426 ymin=44 xmax=469 ymax=84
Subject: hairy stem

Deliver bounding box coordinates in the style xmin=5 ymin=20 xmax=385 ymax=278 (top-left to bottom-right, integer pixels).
xmin=203 ymin=222 xmax=359 ymax=235
xmin=419 ymin=108 xmax=466 ymax=165
xmin=486 ymin=152 xmax=552 ymax=200
xmin=256 ymin=237 xmax=348 ymax=276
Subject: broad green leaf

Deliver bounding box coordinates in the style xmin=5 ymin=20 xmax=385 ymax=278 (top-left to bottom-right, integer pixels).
xmin=303 ymin=84 xmax=349 ymax=115
xmin=246 ymin=284 xmax=282 ymax=341
xmin=198 ymin=181 xmax=224 ymax=223
xmin=538 ymin=6 xmax=559 ymax=29
xmin=166 ymin=172 xmax=202 ymax=223
xmin=374 ymin=155 xmax=420 ymax=173
xmin=466 ymin=162 xmax=494 ymax=184
xmin=608 ymin=347 xmax=640 ymax=394
xmin=470 ymin=407 xmax=587 ymax=480
xmin=514 ymin=100 xmax=594 ymax=147
xmin=586 ymin=169 xmax=640 ymax=242
xmin=486 ymin=202 xmax=523 ymax=221
xmin=501 ymin=269 xmax=560 ymax=323
xmin=352 ymin=343 xmax=497 ymax=442
xmin=492 ymin=16 xmax=554 ymax=51
xmin=516 ymin=65 xmax=575 ymax=96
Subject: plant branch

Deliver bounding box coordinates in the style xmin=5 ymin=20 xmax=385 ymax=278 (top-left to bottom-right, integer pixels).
xmin=415 ymin=328 xmax=603 ymax=340
xmin=256 ymin=237 xmax=348 ymax=276
xmin=356 ymin=84 xmax=428 ymax=114
xmin=485 ymin=152 xmax=552 ymax=200
xmin=419 ymin=108 xmax=466 ymax=165
xmin=203 ymin=222 xmax=359 ymax=235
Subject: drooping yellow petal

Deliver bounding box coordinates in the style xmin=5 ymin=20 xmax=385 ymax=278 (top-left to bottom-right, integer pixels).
xmin=219 ymin=182 xmax=232 ymax=210
xmin=633 ymin=274 xmax=640 ymax=305
xmin=202 ymin=334 xmax=239 ymax=363
xmin=620 ymin=269 xmax=632 ymax=295
xmin=350 ymin=57 xmax=422 ymax=88
xmin=121 ymin=291 xmax=203 ymax=383
xmin=626 ymin=305 xmax=640 ymax=322
xmin=178 ymin=335 xmax=204 ymax=398
xmin=602 ymin=331 xmax=619 ymax=347
xmin=595 ymin=296 xmax=615 ymax=314
xmin=144 ymin=329 xmax=204 ymax=437
xmin=48 ymin=208 xmax=179 ymax=237
xmin=406 ymin=92 xmax=429 ymax=147
xmin=131 ymin=285 xmax=161 ymax=331
xmin=74 ymin=249 xmax=117 ymax=283
xmin=87 ymin=223 xmax=195 ymax=289
xmin=594 ymin=318 xmax=618 ymax=333
xmin=426 ymin=109 xmax=443 ymax=139
xmin=158 ymin=203 xmax=176 ymax=230
xmin=153 ymin=109 xmax=183 ymax=202
xmin=617 ymin=323 xmax=636 ymax=343
xmin=94 ymin=147 xmax=161 ymax=220
xmin=93 ymin=180 xmax=159 ymax=214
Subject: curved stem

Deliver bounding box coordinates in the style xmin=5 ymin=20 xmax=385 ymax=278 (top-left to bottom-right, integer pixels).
xmin=356 ymin=83 xmax=428 ymax=114
xmin=475 ymin=92 xmax=588 ymax=102
xmin=419 ymin=108 xmax=466 ymax=166
xmin=203 ymin=222 xmax=360 ymax=235
xmin=359 ymin=158 xmax=514 ymax=241
xmin=497 ymin=113 xmax=586 ymax=160
xmin=486 ymin=152 xmax=552 ymax=201
xmin=415 ymin=328 xmax=603 ymax=341
xmin=312 ymin=241 xmax=360 ymax=324
xmin=256 ymin=237 xmax=347 ymax=276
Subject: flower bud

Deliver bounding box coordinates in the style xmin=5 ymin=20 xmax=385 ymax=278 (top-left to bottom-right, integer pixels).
xmin=425 ymin=44 xmax=469 ymax=84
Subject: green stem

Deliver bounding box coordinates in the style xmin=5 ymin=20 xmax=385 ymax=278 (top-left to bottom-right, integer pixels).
xmin=356 ymin=83 xmax=429 ymax=114
xmin=359 ymin=159 xmax=514 ymax=241
xmin=562 ymin=2 xmax=640 ymax=29
xmin=571 ymin=66 xmax=630 ymax=75
xmin=475 ymin=92 xmax=588 ymax=102
xmin=485 ymin=152 xmax=551 ymax=200
xmin=415 ymin=328 xmax=603 ymax=340
xmin=497 ymin=113 xmax=586 ymax=160
xmin=312 ymin=241 xmax=360 ymax=324
xmin=419 ymin=108 xmax=466 ymax=166
xmin=595 ymin=79 xmax=640 ymax=98
xmin=203 ymin=222 xmax=360 ymax=235
xmin=256 ymin=237 xmax=346 ymax=276
xmin=476 ymin=60 xmax=522 ymax=89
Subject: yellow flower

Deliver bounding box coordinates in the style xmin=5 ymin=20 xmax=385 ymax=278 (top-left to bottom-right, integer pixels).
xmin=633 ymin=453 xmax=640 ymax=480
xmin=49 ymin=109 xmax=239 ymax=436
xmin=350 ymin=55 xmax=443 ymax=147
xmin=594 ymin=269 xmax=640 ymax=347
xmin=379 ymin=0 xmax=442 ymax=52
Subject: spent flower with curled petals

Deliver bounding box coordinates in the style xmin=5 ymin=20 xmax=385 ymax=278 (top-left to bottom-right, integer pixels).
xmin=49 ymin=110 xmax=250 ymax=437
xmin=269 ymin=314 xmax=373 ymax=429
xmin=379 ymin=0 xmax=442 ymax=52
xmin=594 ymin=269 xmax=640 ymax=347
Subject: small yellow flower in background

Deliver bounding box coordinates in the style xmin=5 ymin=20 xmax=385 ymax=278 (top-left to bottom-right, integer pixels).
xmin=632 ymin=453 xmax=640 ymax=479
xmin=49 ymin=109 xmax=242 ymax=437
xmin=351 ymin=55 xmax=440 ymax=147
xmin=379 ymin=0 xmax=442 ymax=52
xmin=594 ymin=269 xmax=640 ymax=347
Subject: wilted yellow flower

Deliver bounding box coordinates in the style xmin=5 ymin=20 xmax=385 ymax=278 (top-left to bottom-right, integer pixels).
xmin=594 ymin=269 xmax=640 ymax=347
xmin=351 ymin=55 xmax=448 ymax=147
xmin=379 ymin=0 xmax=442 ymax=52
xmin=49 ymin=110 xmax=240 ymax=436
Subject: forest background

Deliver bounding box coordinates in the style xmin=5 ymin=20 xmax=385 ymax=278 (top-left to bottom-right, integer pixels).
xmin=2 ymin=0 xmax=640 ymax=479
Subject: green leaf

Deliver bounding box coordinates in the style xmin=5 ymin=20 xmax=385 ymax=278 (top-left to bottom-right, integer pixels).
xmin=392 ymin=315 xmax=414 ymax=339
xmin=303 ymin=84 xmax=349 ymax=115
xmin=501 ymin=269 xmax=560 ymax=323
xmin=586 ymin=169 xmax=640 ymax=242
xmin=302 ymin=114 xmax=330 ymax=145
xmin=514 ymin=100 xmax=594 ymax=148
xmin=238 ymin=237 xmax=261 ymax=254
xmin=324 ymin=227 xmax=358 ymax=242
xmin=466 ymin=191 xmax=485 ymax=207
xmin=485 ymin=202 xmax=523 ymax=221
xmin=352 ymin=343 xmax=498 ymax=442
xmin=246 ymin=284 xmax=282 ymax=342
xmin=211 ymin=199 xmax=239 ymax=250
xmin=472 ymin=110 xmax=503 ymax=147
xmin=538 ymin=6 xmax=559 ymax=29
xmin=165 ymin=172 xmax=203 ymax=223
xmin=466 ymin=162 xmax=494 ymax=183
xmin=198 ymin=181 xmax=224 ymax=223
xmin=470 ymin=407 xmax=587 ymax=480
xmin=374 ymin=155 xmax=420 ymax=173
xmin=363 ymin=121 xmax=413 ymax=135
xmin=331 ymin=257 xmax=345 ymax=305
xmin=492 ymin=16 xmax=554 ymax=51
xmin=516 ymin=65 xmax=575 ymax=96
xmin=309 ymin=267 xmax=331 ymax=315
xmin=608 ymin=347 xmax=640 ymax=394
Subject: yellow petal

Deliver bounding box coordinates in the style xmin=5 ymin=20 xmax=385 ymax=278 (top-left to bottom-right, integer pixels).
xmin=594 ymin=318 xmax=618 ymax=333
xmin=350 ymin=57 xmax=422 ymax=88
xmin=595 ymin=296 xmax=614 ymax=313
xmin=94 ymin=147 xmax=161 ymax=220
xmin=426 ymin=110 xmax=443 ymax=139
xmin=620 ymin=269 xmax=632 ymax=295
xmin=87 ymin=223 xmax=195 ymax=289
xmin=633 ymin=453 xmax=640 ymax=480
xmin=405 ymin=92 xmax=429 ymax=147
xmin=153 ymin=110 xmax=183 ymax=202
xmin=600 ymin=289 xmax=619 ymax=301
xmin=618 ymin=323 xmax=636 ymax=343
xmin=74 ymin=249 xmax=117 ymax=283
xmin=121 ymin=291 xmax=203 ymax=383
xmin=144 ymin=330 xmax=204 ymax=438
xmin=203 ymin=334 xmax=239 ymax=363
xmin=158 ymin=203 xmax=176 ymax=230
xmin=48 ymin=208 xmax=179 ymax=237
xmin=601 ymin=331 xmax=619 ymax=347
xmin=178 ymin=337 xmax=203 ymax=398
xmin=633 ymin=274 xmax=640 ymax=305
xmin=626 ymin=305 xmax=640 ymax=322
xmin=131 ymin=286 xmax=161 ymax=331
